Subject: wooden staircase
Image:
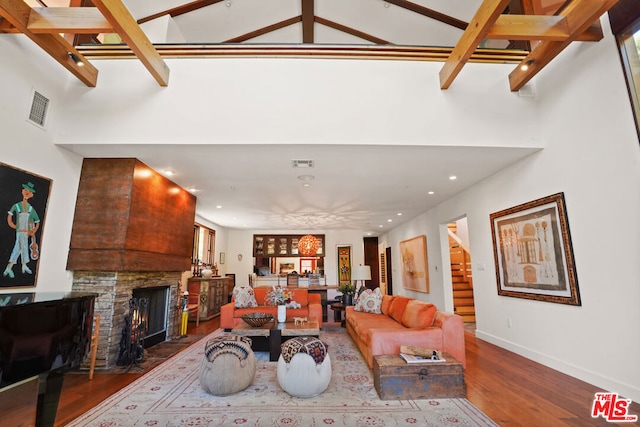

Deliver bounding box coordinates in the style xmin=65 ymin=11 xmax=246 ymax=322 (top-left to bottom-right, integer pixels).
xmin=449 ymin=224 xmax=476 ymax=323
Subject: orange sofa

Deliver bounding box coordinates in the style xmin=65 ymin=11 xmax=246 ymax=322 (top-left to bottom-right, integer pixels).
xmin=345 ymin=295 xmax=466 ymax=369
xmin=220 ymin=287 xmax=323 ymax=330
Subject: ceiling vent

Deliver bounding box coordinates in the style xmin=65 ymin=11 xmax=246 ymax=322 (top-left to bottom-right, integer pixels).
xmin=27 ymin=89 xmax=50 ymax=128
xmin=292 ymin=159 xmax=314 ymax=168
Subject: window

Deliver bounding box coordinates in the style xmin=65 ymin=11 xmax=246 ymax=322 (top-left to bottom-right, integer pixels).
xmin=610 ymin=0 xmax=640 ymax=140
xmin=192 ymin=223 xmax=215 ymax=266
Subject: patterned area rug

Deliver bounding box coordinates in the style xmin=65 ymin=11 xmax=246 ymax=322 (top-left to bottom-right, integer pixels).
xmin=68 ymin=328 xmax=497 ymax=426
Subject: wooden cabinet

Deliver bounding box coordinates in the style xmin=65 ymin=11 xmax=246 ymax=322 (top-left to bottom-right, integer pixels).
xmin=253 ymin=234 xmax=325 ymax=257
xmin=187 ymin=276 xmax=232 ymax=321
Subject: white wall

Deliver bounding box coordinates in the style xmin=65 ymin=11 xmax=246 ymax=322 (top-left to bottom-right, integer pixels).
xmin=0 ymin=36 xmax=84 ymax=293
xmin=380 ymin=30 xmax=640 ymax=402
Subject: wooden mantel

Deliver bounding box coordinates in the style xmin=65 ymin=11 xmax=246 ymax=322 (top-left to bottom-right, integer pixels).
xmin=66 ymin=158 xmax=196 ymax=272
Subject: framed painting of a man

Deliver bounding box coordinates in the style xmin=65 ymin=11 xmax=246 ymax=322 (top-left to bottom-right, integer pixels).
xmin=0 ymin=163 xmax=51 ymax=289
xmin=489 ymin=192 xmax=581 ymax=306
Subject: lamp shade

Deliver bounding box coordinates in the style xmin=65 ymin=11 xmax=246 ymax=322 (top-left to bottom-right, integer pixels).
xmin=351 ymin=265 xmax=371 ymax=281
xmin=298 ymin=234 xmax=319 ymax=256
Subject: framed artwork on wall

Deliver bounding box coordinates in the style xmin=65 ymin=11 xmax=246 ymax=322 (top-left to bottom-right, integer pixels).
xmin=399 ymin=235 xmax=429 ymax=293
xmin=337 ymin=245 xmax=352 ymax=288
xmin=489 ymin=192 xmax=581 ymax=306
xmin=0 ymin=163 xmax=52 ymax=289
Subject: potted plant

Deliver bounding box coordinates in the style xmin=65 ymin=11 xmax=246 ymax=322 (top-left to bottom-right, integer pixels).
xmin=338 ymin=282 xmax=356 ymax=306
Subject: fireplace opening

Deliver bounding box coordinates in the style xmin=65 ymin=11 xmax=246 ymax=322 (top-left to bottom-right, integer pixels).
xmin=132 ymin=286 xmax=169 ymax=349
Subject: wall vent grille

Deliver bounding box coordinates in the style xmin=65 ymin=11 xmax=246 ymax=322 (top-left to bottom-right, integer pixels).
xmin=28 ymin=90 xmax=49 ymax=128
xmin=292 ymin=159 xmax=314 ymax=168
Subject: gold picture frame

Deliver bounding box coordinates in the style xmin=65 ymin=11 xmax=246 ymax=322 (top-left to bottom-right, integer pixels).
xmin=399 ymin=235 xmax=429 ymax=293
xmin=489 ymin=192 xmax=581 ymax=306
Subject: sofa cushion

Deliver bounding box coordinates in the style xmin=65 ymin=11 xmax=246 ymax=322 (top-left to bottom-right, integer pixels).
xmin=233 ymin=286 xmax=258 ymax=308
xmin=354 ymin=288 xmax=382 ymax=314
xmin=401 ymin=300 xmax=437 ymax=328
xmin=388 ymin=296 xmax=411 ymax=323
xmin=380 ymin=295 xmax=395 ymax=315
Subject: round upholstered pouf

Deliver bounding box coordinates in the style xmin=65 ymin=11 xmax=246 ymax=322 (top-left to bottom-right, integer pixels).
xmin=277 ymin=336 xmax=332 ymax=398
xmin=199 ymin=334 xmax=256 ymax=396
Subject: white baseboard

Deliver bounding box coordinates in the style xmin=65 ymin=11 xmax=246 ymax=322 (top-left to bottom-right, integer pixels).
xmin=474 ymin=329 xmax=640 ymax=404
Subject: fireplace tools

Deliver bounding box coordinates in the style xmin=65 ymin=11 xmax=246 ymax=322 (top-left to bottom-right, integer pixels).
xmin=117 ymin=298 xmax=148 ymax=366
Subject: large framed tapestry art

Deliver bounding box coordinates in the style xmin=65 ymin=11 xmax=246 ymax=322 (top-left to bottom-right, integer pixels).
xmin=489 ymin=192 xmax=580 ymax=306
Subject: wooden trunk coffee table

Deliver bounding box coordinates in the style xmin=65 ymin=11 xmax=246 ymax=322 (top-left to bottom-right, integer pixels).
xmin=231 ymin=317 xmax=320 ymax=361
xmin=373 ymin=353 xmax=466 ymax=399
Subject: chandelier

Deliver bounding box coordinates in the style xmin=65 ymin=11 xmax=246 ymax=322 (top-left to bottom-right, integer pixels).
xmin=298 ymin=234 xmax=320 ymax=256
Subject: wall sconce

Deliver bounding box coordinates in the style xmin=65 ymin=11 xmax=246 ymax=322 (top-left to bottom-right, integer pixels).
xmin=68 ymin=52 xmax=84 ymax=67
xmin=520 ymin=59 xmax=534 ymax=71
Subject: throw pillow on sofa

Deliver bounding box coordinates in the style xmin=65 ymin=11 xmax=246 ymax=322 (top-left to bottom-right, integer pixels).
xmin=233 ymin=286 xmax=258 ymax=308
xmin=380 ymin=295 xmax=396 ymax=315
xmin=401 ymin=300 xmax=437 ymax=328
xmin=354 ymin=288 xmax=382 ymax=314
xmin=388 ymin=296 xmax=411 ymax=323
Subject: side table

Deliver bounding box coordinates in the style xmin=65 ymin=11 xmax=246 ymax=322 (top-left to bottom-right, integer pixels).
xmin=329 ymin=302 xmax=346 ymax=327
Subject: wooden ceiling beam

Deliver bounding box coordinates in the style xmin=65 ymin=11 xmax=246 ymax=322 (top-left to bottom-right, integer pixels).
xmin=27 ymin=7 xmax=113 ymax=34
xmin=0 ymin=16 xmax=19 ymax=32
xmin=487 ymin=14 xmax=602 ymax=41
xmin=439 ymin=0 xmax=512 ymax=89
xmin=508 ymin=0 xmax=618 ymax=91
xmin=0 ymin=0 xmax=98 ymax=86
xmin=302 ymin=0 xmax=314 ymax=43
xmin=91 ymin=0 xmax=170 ymax=86
xmin=225 ymin=16 xmax=300 ymax=43
xmin=384 ymin=0 xmax=468 ymax=30
xmin=138 ymin=0 xmax=223 ymax=24
xmin=315 ymin=16 xmax=390 ymax=45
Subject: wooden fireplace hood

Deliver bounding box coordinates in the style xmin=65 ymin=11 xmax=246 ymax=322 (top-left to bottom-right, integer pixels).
xmin=66 ymin=158 xmax=196 ymax=272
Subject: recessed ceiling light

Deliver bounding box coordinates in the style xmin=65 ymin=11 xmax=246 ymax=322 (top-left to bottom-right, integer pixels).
xmin=379 ymin=225 xmax=384 ymax=228
xmin=188 ymin=187 xmax=197 ymax=193
xmin=216 ymin=205 xmax=222 ymax=209
xmin=428 ymin=191 xmax=435 ymax=195
xmin=449 ymin=175 xmax=457 ymax=180
xmin=163 ymin=169 xmax=174 ymax=176
xmin=302 ymin=183 xmax=311 ymax=187
xmin=397 ymin=213 xmax=402 ymax=216
xmin=387 ymin=219 xmax=392 ymax=222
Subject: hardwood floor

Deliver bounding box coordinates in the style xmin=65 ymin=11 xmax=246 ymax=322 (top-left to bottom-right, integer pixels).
xmin=55 ymin=319 xmax=639 ymax=426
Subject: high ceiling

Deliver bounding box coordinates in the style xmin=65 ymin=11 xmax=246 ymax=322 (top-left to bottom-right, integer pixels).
xmin=3 ymin=0 xmax=619 ymax=233
xmin=60 ymin=144 xmax=542 ymax=234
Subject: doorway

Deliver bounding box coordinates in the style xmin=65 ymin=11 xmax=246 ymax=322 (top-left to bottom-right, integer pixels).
xmin=447 ymin=218 xmax=476 ymax=323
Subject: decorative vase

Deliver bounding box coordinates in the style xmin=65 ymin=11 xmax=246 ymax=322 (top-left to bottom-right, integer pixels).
xmin=343 ymin=294 xmax=353 ymax=306
xmin=201 ymin=269 xmax=213 ymax=279
xmin=277 ymin=305 xmax=287 ymax=323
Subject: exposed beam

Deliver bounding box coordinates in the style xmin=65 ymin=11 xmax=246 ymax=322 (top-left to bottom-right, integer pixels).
xmin=439 ymin=0 xmax=511 ymax=89
xmin=302 ymin=0 xmax=314 ymax=43
xmin=0 ymin=16 xmax=19 ymax=32
xmin=138 ymin=0 xmax=223 ymax=24
xmin=508 ymin=0 xmax=618 ymax=91
xmin=225 ymin=16 xmax=300 ymax=43
xmin=315 ymin=16 xmax=390 ymax=45
xmin=0 ymin=0 xmax=98 ymax=86
xmin=384 ymin=0 xmax=468 ymax=30
xmin=28 ymin=7 xmax=113 ymax=34
xmin=91 ymin=0 xmax=170 ymax=86
xmin=487 ymin=14 xmax=602 ymax=41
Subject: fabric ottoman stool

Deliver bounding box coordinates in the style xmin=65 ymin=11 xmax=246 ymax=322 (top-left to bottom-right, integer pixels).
xmin=277 ymin=336 xmax=331 ymax=398
xmin=199 ymin=334 xmax=256 ymax=396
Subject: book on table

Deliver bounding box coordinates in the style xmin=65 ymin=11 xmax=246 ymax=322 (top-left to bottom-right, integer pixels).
xmin=399 ymin=352 xmax=446 ymax=364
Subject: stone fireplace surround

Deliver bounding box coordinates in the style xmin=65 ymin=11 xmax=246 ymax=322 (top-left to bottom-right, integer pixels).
xmin=72 ymin=271 xmax=182 ymax=369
